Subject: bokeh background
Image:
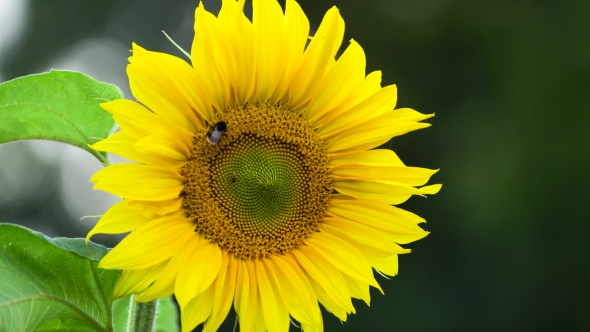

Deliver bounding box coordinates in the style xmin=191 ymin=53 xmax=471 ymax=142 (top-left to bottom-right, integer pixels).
xmin=1 ymin=0 xmax=589 ymax=331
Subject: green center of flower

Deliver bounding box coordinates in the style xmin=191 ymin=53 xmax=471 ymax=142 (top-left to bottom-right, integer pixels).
xmin=181 ymin=103 xmax=332 ymax=259
xmin=210 ymin=135 xmax=303 ymax=229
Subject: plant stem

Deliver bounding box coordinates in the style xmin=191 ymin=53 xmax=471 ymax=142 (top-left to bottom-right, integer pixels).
xmin=93 ymin=150 xmax=112 ymax=167
xmin=126 ymin=296 xmax=158 ymax=332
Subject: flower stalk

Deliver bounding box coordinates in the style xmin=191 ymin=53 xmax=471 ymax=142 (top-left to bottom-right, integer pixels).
xmin=126 ymin=297 xmax=158 ymax=332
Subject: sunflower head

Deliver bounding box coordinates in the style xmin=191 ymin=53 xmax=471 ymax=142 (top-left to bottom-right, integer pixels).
xmin=182 ymin=103 xmax=332 ymax=260
xmin=87 ymin=0 xmax=441 ymax=331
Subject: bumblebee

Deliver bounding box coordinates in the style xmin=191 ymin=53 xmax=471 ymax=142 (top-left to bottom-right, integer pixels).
xmin=207 ymin=121 xmax=227 ymax=145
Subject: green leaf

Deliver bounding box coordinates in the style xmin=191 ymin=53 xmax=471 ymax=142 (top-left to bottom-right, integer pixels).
xmin=113 ymin=296 xmax=179 ymax=332
xmin=112 ymin=297 xmax=132 ymax=332
xmin=0 ymin=224 xmax=120 ymax=332
xmin=0 ymin=70 xmax=122 ymax=164
xmin=44 ymin=236 xmax=110 ymax=263
xmin=154 ymin=297 xmax=179 ymax=332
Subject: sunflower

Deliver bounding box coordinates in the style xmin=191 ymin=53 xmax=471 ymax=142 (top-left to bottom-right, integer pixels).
xmin=87 ymin=0 xmax=441 ymax=331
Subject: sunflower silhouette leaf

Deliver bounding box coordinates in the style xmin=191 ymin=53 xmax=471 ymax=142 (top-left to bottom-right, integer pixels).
xmin=0 ymin=70 xmax=122 ymax=165
xmin=0 ymin=223 xmax=121 ymax=332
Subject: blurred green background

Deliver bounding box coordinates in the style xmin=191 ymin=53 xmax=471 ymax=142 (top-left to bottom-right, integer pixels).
xmin=1 ymin=0 xmax=588 ymax=331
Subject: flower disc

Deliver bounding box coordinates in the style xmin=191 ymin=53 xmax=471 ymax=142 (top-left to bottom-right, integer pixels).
xmin=182 ymin=103 xmax=332 ymax=259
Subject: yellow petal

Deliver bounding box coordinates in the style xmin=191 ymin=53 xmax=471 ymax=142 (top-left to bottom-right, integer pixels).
xmin=419 ymin=184 xmax=443 ymax=195
xmin=291 ymin=246 xmax=353 ymax=313
xmin=307 ymin=275 xmax=349 ymax=321
xmin=100 ymin=99 xmax=194 ymax=149
xmin=329 ymin=149 xmax=404 ymax=167
xmin=313 ymin=70 xmax=383 ymax=130
xmin=328 ymin=197 xmax=429 ymax=244
xmin=192 ymin=3 xmax=231 ymax=111
xmin=181 ymin=286 xmax=214 ymax=332
xmin=257 ymin=259 xmax=290 ymax=332
xmin=334 ymin=179 xmax=440 ymax=205
xmin=317 ymin=84 xmax=397 ymax=138
xmin=233 ymin=258 xmax=246 ymax=317
xmin=273 ymin=0 xmax=309 ymax=102
xmin=99 ymin=214 xmax=193 ymax=270
xmin=91 ymin=163 xmax=184 ymax=201
xmin=247 ymin=259 xmax=267 ymax=332
xmin=112 ymin=262 xmax=167 ymax=298
xmin=253 ymin=304 xmax=267 ymax=332
xmin=218 ymin=0 xmax=257 ymax=106
xmin=269 ymin=255 xmax=316 ymax=326
xmin=300 ymin=320 xmax=324 ymax=332
xmin=253 ymin=0 xmax=284 ymax=102
xmin=125 ymin=197 xmax=183 ymax=218
xmin=128 ymin=43 xmax=208 ymax=129
xmin=135 ymin=233 xmax=195 ymax=302
xmin=90 ymin=132 xmax=187 ymax=169
xmin=278 ymin=255 xmax=324 ymax=328
xmin=271 ymin=255 xmax=324 ymax=332
xmin=320 ymin=218 xmax=408 ymax=257
xmin=306 ymin=232 xmax=379 ymax=288
xmin=89 ymin=131 xmax=138 ymax=159
xmin=86 ymin=200 xmax=151 ymax=243
xmin=203 ymin=251 xmax=236 ymax=332
xmin=134 ymin=133 xmax=191 ymax=161
xmin=393 ymin=107 xmax=437 ymax=122
xmin=331 ymin=165 xmax=439 ymax=187
xmin=288 ymin=7 xmax=344 ymax=110
xmin=328 ymin=122 xmax=430 ymax=153
xmin=343 ymin=273 xmax=371 ymax=305
xmin=306 ymin=39 xmax=366 ymax=125
xmin=235 ymin=258 xmax=258 ymax=332
xmin=175 ymin=238 xmax=223 ymax=307
xmin=326 ymin=109 xmax=434 ymax=153
xmin=369 ymin=255 xmax=399 ymax=277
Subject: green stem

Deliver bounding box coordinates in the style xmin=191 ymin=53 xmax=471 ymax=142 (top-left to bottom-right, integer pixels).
xmin=126 ymin=296 xmax=158 ymax=332
xmin=93 ymin=150 xmax=112 ymax=167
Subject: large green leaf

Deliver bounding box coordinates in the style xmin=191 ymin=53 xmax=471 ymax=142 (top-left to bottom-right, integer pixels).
xmin=113 ymin=296 xmax=179 ymax=332
xmin=153 ymin=297 xmax=179 ymax=332
xmin=0 ymin=70 xmax=122 ymax=164
xmin=0 ymin=224 xmax=120 ymax=332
